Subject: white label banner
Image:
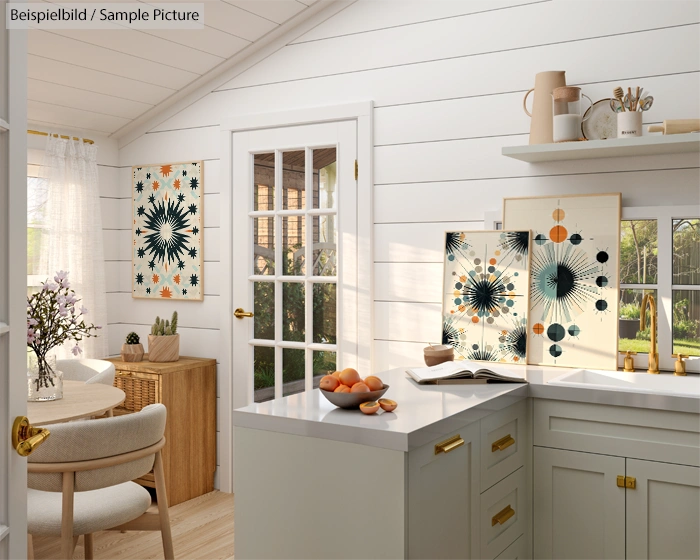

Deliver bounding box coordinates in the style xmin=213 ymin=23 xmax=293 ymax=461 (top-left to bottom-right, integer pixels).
xmin=6 ymin=3 xmax=205 ymax=29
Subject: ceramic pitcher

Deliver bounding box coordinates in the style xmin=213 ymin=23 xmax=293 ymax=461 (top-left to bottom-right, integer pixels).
xmin=523 ymin=71 xmax=567 ymax=144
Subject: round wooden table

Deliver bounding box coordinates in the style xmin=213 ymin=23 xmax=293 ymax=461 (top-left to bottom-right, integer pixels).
xmin=28 ymin=380 xmax=125 ymax=425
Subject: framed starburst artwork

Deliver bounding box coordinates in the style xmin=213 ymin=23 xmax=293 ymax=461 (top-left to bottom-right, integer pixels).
xmin=442 ymin=230 xmax=531 ymax=365
xmin=132 ymin=162 xmax=203 ymax=300
xmin=503 ymin=193 xmax=621 ymax=369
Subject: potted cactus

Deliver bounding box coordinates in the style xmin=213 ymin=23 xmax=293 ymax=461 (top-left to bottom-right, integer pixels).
xmin=147 ymin=311 xmax=180 ymax=362
xmin=120 ymin=331 xmax=144 ymax=362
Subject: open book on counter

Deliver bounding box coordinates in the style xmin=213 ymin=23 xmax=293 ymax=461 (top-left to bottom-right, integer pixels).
xmin=406 ymin=360 xmax=528 ymax=385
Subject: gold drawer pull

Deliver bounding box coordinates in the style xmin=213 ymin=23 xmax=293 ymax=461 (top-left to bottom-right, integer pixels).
xmin=492 ymin=434 xmax=515 ymax=452
xmin=434 ymin=435 xmax=465 ymax=455
xmin=491 ymin=505 xmax=515 ymax=526
xmin=117 ymin=371 xmax=132 ymax=377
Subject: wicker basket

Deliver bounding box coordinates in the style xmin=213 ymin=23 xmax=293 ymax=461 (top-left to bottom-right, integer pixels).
xmin=114 ymin=373 xmax=158 ymax=412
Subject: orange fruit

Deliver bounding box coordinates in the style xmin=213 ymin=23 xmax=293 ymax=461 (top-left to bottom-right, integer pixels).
xmin=360 ymin=401 xmax=380 ymax=415
xmin=320 ymin=375 xmax=340 ymax=392
xmin=331 ymin=371 xmax=342 ymax=380
xmin=378 ymin=398 xmax=397 ymax=412
xmin=340 ymin=368 xmax=361 ymax=387
xmin=334 ymin=385 xmax=350 ymax=393
xmin=350 ymin=382 xmax=370 ymax=393
xmin=364 ymin=376 xmax=383 ymax=391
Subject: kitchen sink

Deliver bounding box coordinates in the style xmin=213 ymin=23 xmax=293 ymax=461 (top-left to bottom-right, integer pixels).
xmin=547 ymin=368 xmax=700 ymax=398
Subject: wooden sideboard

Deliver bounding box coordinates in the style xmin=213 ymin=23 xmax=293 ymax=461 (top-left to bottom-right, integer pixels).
xmin=106 ymin=356 xmax=217 ymax=506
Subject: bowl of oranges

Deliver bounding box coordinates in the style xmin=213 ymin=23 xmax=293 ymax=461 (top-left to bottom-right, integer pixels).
xmin=319 ymin=368 xmax=389 ymax=409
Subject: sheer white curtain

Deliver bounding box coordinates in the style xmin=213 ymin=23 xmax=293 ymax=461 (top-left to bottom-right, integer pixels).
xmin=40 ymin=135 xmax=109 ymax=359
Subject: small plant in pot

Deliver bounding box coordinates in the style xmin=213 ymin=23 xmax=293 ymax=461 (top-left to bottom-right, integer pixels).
xmin=121 ymin=332 xmax=144 ymax=362
xmin=148 ymin=312 xmax=180 ymax=362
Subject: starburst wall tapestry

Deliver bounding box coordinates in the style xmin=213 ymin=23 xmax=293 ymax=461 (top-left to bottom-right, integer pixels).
xmin=442 ymin=230 xmax=531 ymax=364
xmin=132 ymin=162 xmax=203 ymax=301
xmin=503 ymin=194 xmax=620 ymax=369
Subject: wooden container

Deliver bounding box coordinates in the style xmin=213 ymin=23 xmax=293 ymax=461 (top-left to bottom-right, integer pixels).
xmin=423 ymin=345 xmax=455 ymax=367
xmin=147 ymin=334 xmax=180 ymax=362
xmin=120 ymin=343 xmax=144 ymax=362
xmin=106 ymin=356 xmax=217 ymax=506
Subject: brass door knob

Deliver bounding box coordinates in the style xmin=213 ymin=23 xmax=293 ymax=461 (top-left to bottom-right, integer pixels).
xmin=234 ymin=308 xmax=254 ymax=319
xmin=12 ymin=416 xmax=50 ymax=457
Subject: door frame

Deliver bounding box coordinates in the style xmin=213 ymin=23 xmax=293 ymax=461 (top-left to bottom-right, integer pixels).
xmin=1 ymin=17 xmax=28 ymax=560
xmin=219 ymin=102 xmax=373 ymax=492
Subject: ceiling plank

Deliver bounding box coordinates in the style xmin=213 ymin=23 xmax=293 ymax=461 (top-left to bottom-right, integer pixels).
xmin=28 ymin=79 xmax=154 ymax=120
xmin=28 ymin=54 xmax=175 ymax=106
xmin=205 ymin=1 xmax=278 ymax=41
xmin=226 ymin=0 xmax=305 ymax=24
xmin=28 ymin=100 xmax=131 ymax=134
xmin=143 ymin=26 xmax=251 ymax=59
xmin=29 ymin=30 xmax=200 ymax=89
xmin=47 ymin=29 xmax=226 ymax=74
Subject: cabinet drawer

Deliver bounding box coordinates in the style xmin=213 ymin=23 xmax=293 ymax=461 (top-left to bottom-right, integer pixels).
xmin=495 ymin=534 xmax=528 ymax=560
xmin=534 ymin=399 xmax=700 ymax=467
xmin=481 ymin=400 xmax=527 ymax=491
xmin=480 ymin=466 xmax=527 ymax=560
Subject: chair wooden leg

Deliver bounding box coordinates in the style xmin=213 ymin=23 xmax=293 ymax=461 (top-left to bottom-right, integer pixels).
xmin=61 ymin=472 xmax=75 ymax=560
xmin=154 ymin=451 xmax=175 ymax=560
xmin=27 ymin=534 xmax=34 ymax=560
xmin=84 ymin=534 xmax=94 ymax=559
xmin=106 ymin=409 xmax=113 ymax=417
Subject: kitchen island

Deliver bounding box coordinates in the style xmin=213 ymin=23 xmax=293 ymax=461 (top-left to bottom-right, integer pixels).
xmin=233 ymin=367 xmax=700 ymax=560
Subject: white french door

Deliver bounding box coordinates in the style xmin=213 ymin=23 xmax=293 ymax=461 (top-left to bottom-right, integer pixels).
xmin=1 ymin=6 xmax=29 ymax=559
xmin=232 ymin=121 xmax=358 ymax=407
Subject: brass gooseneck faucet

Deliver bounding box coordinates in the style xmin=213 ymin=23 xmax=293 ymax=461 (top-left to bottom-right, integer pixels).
xmin=640 ymin=293 xmax=660 ymax=374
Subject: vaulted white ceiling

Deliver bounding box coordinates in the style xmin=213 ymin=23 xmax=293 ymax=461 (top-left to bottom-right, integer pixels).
xmin=28 ymin=0 xmax=319 ymax=137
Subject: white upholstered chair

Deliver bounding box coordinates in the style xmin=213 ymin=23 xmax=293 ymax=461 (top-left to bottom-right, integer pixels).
xmin=27 ymin=403 xmax=174 ymax=560
xmin=56 ymin=358 xmax=115 ymax=386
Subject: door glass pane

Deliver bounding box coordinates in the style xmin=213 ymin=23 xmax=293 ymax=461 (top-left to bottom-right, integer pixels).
xmin=673 ymin=218 xmax=700 ymax=285
xmin=253 ymin=346 xmax=275 ymax=403
xmin=283 ymin=150 xmax=305 ymax=210
xmin=254 ymin=281 xmax=274 ymax=340
xmin=673 ymin=290 xmax=700 ymax=357
xmin=312 ymin=215 xmax=337 ymax=276
xmin=282 ymin=216 xmax=305 ymax=275
xmin=283 ymin=282 xmax=305 ymax=342
xmin=313 ymin=148 xmax=337 ymax=209
xmin=313 ymin=283 xmax=336 ymax=344
xmin=620 ymin=220 xmax=658 ymax=284
xmin=253 ymin=153 xmax=275 ymax=211
xmin=619 ymin=288 xmax=657 ymax=354
xmin=282 ymin=348 xmax=305 ymax=397
xmin=313 ymin=350 xmax=336 ymax=387
xmin=253 ymin=217 xmax=274 ymax=275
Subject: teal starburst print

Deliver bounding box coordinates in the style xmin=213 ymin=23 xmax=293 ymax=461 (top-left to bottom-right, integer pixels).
xmin=132 ymin=161 xmax=203 ymax=300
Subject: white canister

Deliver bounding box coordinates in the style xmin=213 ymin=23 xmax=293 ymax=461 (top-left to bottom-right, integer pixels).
xmin=617 ymin=112 xmax=642 ymax=138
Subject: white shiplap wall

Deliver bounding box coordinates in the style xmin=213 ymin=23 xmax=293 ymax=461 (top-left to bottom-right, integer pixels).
xmin=113 ymin=0 xmax=700 ymax=487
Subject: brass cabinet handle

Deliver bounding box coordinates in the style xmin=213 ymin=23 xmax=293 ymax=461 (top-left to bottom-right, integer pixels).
xmin=12 ymin=416 xmax=50 ymax=457
xmin=492 ymin=434 xmax=515 ymax=452
xmin=617 ymin=475 xmax=636 ymax=489
xmin=234 ymin=308 xmax=254 ymax=319
xmin=491 ymin=505 xmax=515 ymax=526
xmin=117 ymin=370 xmax=132 ymax=377
xmin=434 ymin=434 xmax=465 ymax=455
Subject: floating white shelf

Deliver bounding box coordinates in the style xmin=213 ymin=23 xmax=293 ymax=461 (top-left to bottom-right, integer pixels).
xmin=502 ymin=133 xmax=700 ymax=163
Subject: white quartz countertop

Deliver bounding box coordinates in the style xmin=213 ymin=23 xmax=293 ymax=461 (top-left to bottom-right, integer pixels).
xmin=233 ymin=366 xmax=700 ymax=452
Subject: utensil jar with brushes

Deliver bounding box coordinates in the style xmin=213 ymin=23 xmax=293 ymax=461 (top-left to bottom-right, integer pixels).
xmin=552 ymin=86 xmax=592 ymax=142
xmin=617 ymin=85 xmax=643 ymax=137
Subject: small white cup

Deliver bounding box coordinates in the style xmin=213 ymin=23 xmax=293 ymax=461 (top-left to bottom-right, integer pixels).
xmin=617 ymin=112 xmax=643 ymax=138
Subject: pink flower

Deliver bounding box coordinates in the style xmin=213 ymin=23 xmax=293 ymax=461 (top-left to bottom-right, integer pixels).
xmin=66 ymin=294 xmax=77 ymax=305
xmin=27 ymin=328 xmax=35 ymax=343
xmin=56 ymin=294 xmax=66 ymax=305
xmin=28 ymin=318 xmax=38 ymax=326
xmin=54 ymin=270 xmax=69 ymax=283
xmin=58 ymin=304 xmax=68 ymax=317
xmin=71 ymin=344 xmax=82 ymax=356
xmin=46 ymin=283 xmax=58 ymax=292
xmin=79 ymin=305 xmax=88 ymax=315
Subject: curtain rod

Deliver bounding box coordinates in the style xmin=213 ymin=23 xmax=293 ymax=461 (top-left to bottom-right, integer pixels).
xmin=27 ymin=129 xmax=95 ymax=145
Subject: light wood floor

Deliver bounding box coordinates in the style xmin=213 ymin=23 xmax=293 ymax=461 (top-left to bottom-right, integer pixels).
xmin=32 ymin=490 xmax=234 ymax=560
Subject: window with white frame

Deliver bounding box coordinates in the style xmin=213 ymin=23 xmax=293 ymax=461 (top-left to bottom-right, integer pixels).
xmin=620 ymin=206 xmax=700 ymax=372
xmin=27 ymin=171 xmax=49 ymax=295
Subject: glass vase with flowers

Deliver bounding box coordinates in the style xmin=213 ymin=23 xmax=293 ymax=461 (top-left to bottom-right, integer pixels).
xmin=26 ymin=270 xmax=100 ymax=401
